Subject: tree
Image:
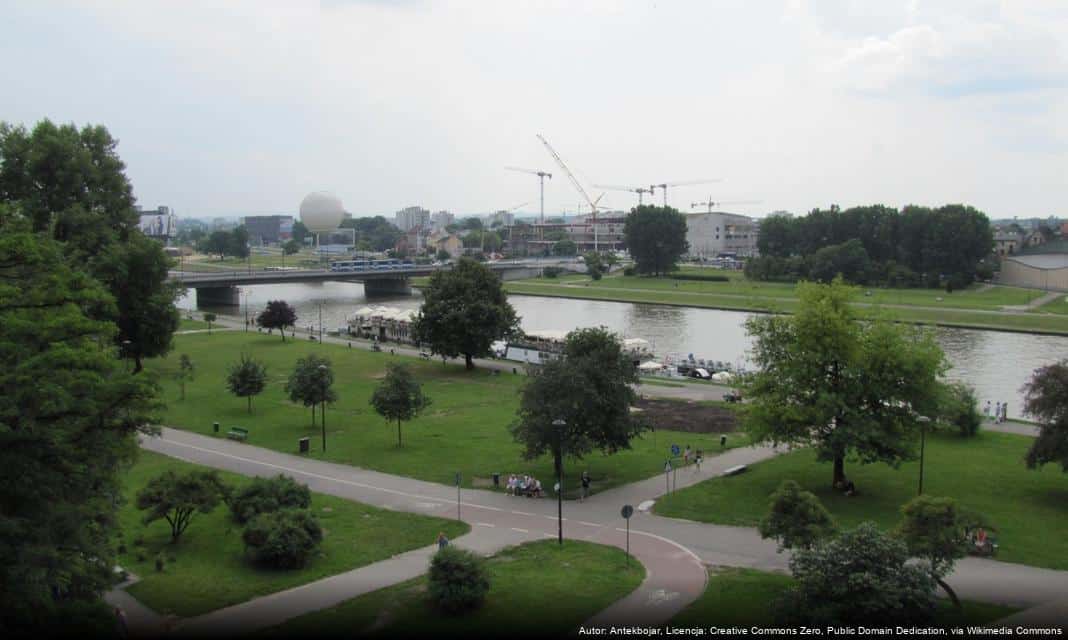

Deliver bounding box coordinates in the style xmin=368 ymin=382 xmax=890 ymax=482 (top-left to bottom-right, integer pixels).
xmin=0 ymin=228 xmax=161 ymax=629
xmin=411 ymin=257 xmax=520 ymax=370
xmin=283 ymin=239 xmax=301 ymax=255
xmin=204 ymin=312 xmax=216 ymax=335
xmin=552 ymin=239 xmax=577 ymax=256
xmin=807 ymin=238 xmax=872 ymax=285
xmin=257 ymin=300 xmax=297 ymax=341
xmin=291 ymin=220 xmax=310 ymax=244
xmin=176 ymin=354 xmax=195 ymax=401
xmin=742 ymin=279 xmax=948 ymax=487
xmin=623 ymin=205 xmax=689 ymax=276
xmin=897 ymin=495 xmax=967 ymax=608
xmin=936 ymin=382 xmax=982 ymax=437
xmin=436 ymin=248 xmax=451 ymax=261
xmin=777 ymin=522 xmax=937 ymax=625
xmin=227 ymin=354 xmax=268 ymax=414
xmin=201 ymin=230 xmax=231 ymax=259
xmin=370 ymin=363 xmax=432 ymax=447
xmin=229 ymin=475 xmax=312 ymax=524
xmin=758 ymin=480 xmax=836 ymax=551
xmin=285 ymin=355 xmax=337 ymax=425
xmin=428 ymin=546 xmax=490 ymax=614
xmin=510 ymin=328 xmax=645 ymax=489
xmin=1021 ymin=360 xmax=1068 ymax=472
xmin=136 ymin=470 xmax=228 ymax=542
xmin=583 ymin=252 xmax=606 ymax=280
xmin=229 ymin=225 xmax=250 ymax=259
xmin=242 ymin=509 xmax=323 ymax=569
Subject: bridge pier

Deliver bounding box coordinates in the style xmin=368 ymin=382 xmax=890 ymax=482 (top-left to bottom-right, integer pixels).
xmin=195 ymin=285 xmax=240 ymax=307
xmin=363 ymin=278 xmax=411 ymax=296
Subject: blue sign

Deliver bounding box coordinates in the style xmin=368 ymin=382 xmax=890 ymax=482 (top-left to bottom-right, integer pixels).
xmin=671 ymin=444 xmax=680 ymax=457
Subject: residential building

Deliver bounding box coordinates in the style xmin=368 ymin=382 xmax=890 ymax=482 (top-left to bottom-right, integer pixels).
xmin=994 ymin=229 xmax=1023 ymax=256
xmin=431 ymin=210 xmax=454 ymax=232
xmin=395 ymin=226 xmax=429 ymax=256
xmin=395 ymin=206 xmax=430 ymax=232
xmin=430 ymin=231 xmax=463 ymax=258
xmin=241 ymin=215 xmax=295 ymax=245
xmin=685 ymin=212 xmax=759 ymax=258
xmin=486 ymin=210 xmax=515 ymax=228
xmin=1026 ymin=230 xmax=1047 ymax=248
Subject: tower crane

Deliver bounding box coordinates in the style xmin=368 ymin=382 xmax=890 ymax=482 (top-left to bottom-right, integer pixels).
xmin=504 ymin=166 xmax=552 ymax=224
xmin=649 ymin=178 xmax=722 ymax=207
xmin=593 ymin=183 xmax=655 ymax=205
xmin=691 ymin=197 xmax=762 ymax=213
xmin=537 ymin=134 xmax=605 ymax=252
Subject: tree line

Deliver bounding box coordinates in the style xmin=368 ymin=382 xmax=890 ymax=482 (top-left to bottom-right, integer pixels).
xmin=749 ymin=204 xmax=995 ymax=288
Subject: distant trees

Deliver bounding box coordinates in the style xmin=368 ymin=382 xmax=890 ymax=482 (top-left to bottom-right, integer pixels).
xmin=1021 ymin=361 xmax=1068 ymax=472
xmin=197 ymin=227 xmax=251 ymax=259
xmin=283 ymin=239 xmax=301 ymax=255
xmin=292 ymin=220 xmax=311 ymax=244
xmin=758 ymin=480 xmax=837 ymax=551
xmin=257 ymin=300 xmax=297 ymax=341
xmin=412 ymin=257 xmax=519 ymax=370
xmin=370 ymin=363 xmax=432 ymax=447
xmin=204 ymin=312 xmax=217 ymax=334
xmin=623 ymin=205 xmax=689 ymax=276
xmin=339 ymin=215 xmax=402 ymax=252
xmin=136 ymin=470 xmax=228 ymax=542
xmin=227 ymin=354 xmax=268 ymax=414
xmin=552 ymin=239 xmax=577 ymax=256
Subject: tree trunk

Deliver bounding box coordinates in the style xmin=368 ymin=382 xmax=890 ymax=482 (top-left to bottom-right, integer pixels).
xmin=133 ymin=354 xmax=143 ymax=374
xmin=281 ymin=328 xmax=286 ymax=342
xmin=312 ymin=403 xmax=316 ymax=425
xmin=936 ymin=577 xmax=961 ymax=609
xmin=247 ymin=396 xmax=252 ymax=414
xmin=180 ymin=381 xmax=185 ymax=401
xmin=833 ymin=454 xmax=846 ymax=488
xmin=465 ymin=353 xmax=474 ymax=370
xmin=207 ymin=322 xmax=212 ymax=335
xmin=397 ymin=420 xmax=403 ymax=447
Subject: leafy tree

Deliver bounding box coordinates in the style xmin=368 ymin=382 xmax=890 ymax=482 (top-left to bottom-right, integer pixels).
xmin=283 ymin=239 xmax=301 ymax=255
xmin=204 ymin=312 xmax=216 ymax=334
xmin=583 ymin=252 xmax=606 ymax=280
xmin=428 ymin=546 xmax=490 ymax=614
xmin=552 ymin=239 xmax=577 ymax=256
xmin=436 ymin=248 xmax=451 ymax=261
xmin=897 ymin=495 xmax=967 ymax=608
xmin=460 ymin=217 xmax=483 ymax=231
xmin=257 ymin=299 xmax=297 ymax=341
xmin=227 ymin=354 xmax=268 ymax=414
xmin=285 ymin=355 xmax=337 ymax=425
xmin=742 ymin=279 xmax=948 ymax=487
xmin=242 ymin=509 xmax=323 ymax=569
xmin=510 ymin=328 xmax=645 ymax=488
xmin=623 ymin=205 xmax=689 ymax=276
xmin=777 ymin=522 xmax=937 ymax=625
xmin=370 ymin=363 xmax=432 ymax=447
xmin=176 ymin=354 xmax=195 ymax=401
xmin=412 ymin=257 xmax=520 ymax=370
xmin=229 ymin=475 xmax=312 ymax=524
xmin=291 ymin=220 xmax=310 ymax=244
xmin=200 ymin=230 xmax=231 ymax=259
xmin=936 ymin=382 xmax=982 ymax=437
xmin=1021 ymin=360 xmax=1068 ymax=472
xmin=807 ymin=238 xmax=872 ymax=285
xmin=0 ymin=228 xmax=161 ymax=629
xmin=758 ymin=480 xmax=836 ymax=551
xmin=339 ymin=215 xmax=402 ymax=251
xmin=230 ymin=225 xmax=250 ymax=259
xmin=135 ymin=470 xmax=228 ymax=542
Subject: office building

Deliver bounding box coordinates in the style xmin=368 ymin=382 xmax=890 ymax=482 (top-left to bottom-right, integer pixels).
xmin=242 ymin=215 xmax=295 ymax=245
xmin=685 ymin=212 xmax=759 ymax=258
xmin=395 ymin=206 xmax=430 ymax=232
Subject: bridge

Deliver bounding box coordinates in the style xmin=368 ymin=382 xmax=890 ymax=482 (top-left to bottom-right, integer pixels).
xmin=169 ymin=261 xmax=556 ymax=305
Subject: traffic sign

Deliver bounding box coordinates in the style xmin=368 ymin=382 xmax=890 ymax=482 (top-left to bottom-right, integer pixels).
xmin=621 ymin=505 xmax=634 ymax=519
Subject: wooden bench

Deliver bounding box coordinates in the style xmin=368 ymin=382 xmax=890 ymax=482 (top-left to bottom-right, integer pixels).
xmin=722 ymin=464 xmax=748 ymax=476
xmin=227 ymin=427 xmax=249 ymax=441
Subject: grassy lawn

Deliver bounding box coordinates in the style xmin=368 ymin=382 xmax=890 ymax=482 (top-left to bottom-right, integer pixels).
xmin=1036 ymin=293 xmax=1068 ymax=315
xmin=179 ymin=251 xmax=321 ymax=272
xmin=267 ymin=540 xmax=644 ymax=637
xmin=118 ymin=451 xmax=468 ymax=618
xmin=654 ymin=431 xmax=1068 ymax=570
xmin=146 ymin=332 xmax=744 ymax=498
xmin=178 ymin=318 xmax=210 ymax=330
xmin=672 ymin=568 xmax=1017 ymax=627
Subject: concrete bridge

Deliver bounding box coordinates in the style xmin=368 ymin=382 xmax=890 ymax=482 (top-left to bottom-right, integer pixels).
xmin=169 ymin=261 xmax=554 ymax=306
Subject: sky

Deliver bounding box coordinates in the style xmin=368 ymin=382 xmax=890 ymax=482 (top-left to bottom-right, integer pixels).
xmin=2 ymin=0 xmax=1066 ymax=220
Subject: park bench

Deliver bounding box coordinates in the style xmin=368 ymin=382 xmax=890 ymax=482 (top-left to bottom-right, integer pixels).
xmin=227 ymin=427 xmax=249 ymax=442
xmin=723 ymin=392 xmax=743 ymax=403
xmin=722 ymin=464 xmax=748 ymax=476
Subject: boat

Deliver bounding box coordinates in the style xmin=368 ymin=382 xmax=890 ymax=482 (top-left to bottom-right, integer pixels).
xmin=346 ymin=305 xmax=418 ymax=343
xmin=500 ymin=330 xmax=654 ymax=366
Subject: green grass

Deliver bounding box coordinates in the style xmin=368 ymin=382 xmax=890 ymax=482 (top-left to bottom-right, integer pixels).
xmin=268 ymin=540 xmax=644 ymax=637
xmin=672 ymin=568 xmax=1017 ymax=627
xmin=146 ymin=331 xmax=746 ymax=498
xmin=178 ymin=251 xmax=320 ymax=272
xmin=654 ymin=431 xmax=1068 ymax=570
xmin=118 ymin=451 xmax=468 ymax=618
xmin=179 ymin=318 xmax=210 ymax=330
xmin=1036 ymin=293 xmax=1068 ymax=315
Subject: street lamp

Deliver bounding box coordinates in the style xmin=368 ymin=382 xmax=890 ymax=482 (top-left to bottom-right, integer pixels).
xmin=121 ymin=339 xmax=132 ymax=373
xmin=243 ymin=290 xmax=250 ymax=332
xmin=917 ymin=415 xmax=931 ymax=496
xmin=552 ymin=418 xmax=566 ymax=546
xmin=319 ymin=303 xmax=323 ymax=344
xmin=319 ymin=364 xmax=328 ymax=452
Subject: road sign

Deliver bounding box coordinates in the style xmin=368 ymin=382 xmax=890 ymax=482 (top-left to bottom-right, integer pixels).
xmin=455 ymin=471 xmax=461 ymax=486
xmin=621 ymin=505 xmax=634 ymax=519
xmin=622 ymin=504 xmax=634 ymax=567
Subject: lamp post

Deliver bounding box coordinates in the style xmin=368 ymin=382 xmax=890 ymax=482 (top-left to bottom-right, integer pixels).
xmin=243 ymin=290 xmax=250 ymax=332
xmin=319 ymin=364 xmax=328 ymax=452
xmin=552 ymin=418 xmax=566 ymax=546
xmin=917 ymin=415 xmax=930 ymax=496
xmin=319 ymin=303 xmax=323 ymax=344
xmin=121 ymin=339 xmax=132 ymax=373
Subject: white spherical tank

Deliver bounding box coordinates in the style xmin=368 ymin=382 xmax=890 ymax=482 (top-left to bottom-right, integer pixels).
xmin=299 ymin=192 xmax=345 ymax=234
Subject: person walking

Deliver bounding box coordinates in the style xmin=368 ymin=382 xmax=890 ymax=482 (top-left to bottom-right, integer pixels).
xmin=580 ymin=471 xmax=591 ymax=501
xmin=683 ymin=445 xmax=692 ymax=466
xmin=114 ymin=607 xmax=128 ymax=640
xmin=994 ymin=401 xmax=1002 ymax=423
xmin=437 ymin=531 xmax=449 ymax=550
xmin=1001 ymin=401 xmax=1008 ymax=423
xmin=695 ymin=449 xmax=703 ymax=472
xmin=983 ymin=400 xmax=991 ymax=418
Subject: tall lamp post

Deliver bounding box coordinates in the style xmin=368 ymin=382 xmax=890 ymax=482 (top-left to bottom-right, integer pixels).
xmin=243 ymin=290 xmax=250 ymax=332
xmin=319 ymin=303 xmax=323 ymax=344
xmin=121 ymin=339 xmax=132 ymax=373
xmin=917 ymin=415 xmax=931 ymax=496
xmin=552 ymin=418 xmax=566 ymax=546
xmin=319 ymin=364 xmax=328 ymax=452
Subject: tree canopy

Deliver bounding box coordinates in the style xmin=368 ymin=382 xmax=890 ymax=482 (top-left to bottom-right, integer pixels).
xmin=136 ymin=470 xmax=228 ymax=542
xmin=623 ymin=205 xmax=689 ymax=276
xmin=741 ymin=279 xmax=948 ymax=487
xmin=285 ymin=355 xmax=337 ymax=424
xmin=758 ymin=480 xmax=837 ymax=551
xmin=1021 ymin=360 xmax=1068 ymax=472
xmin=897 ymin=495 xmax=967 ymax=608
xmin=412 ymin=257 xmax=520 ymax=370
xmin=257 ymin=300 xmax=297 ymax=341
xmin=227 ymin=354 xmax=268 ymax=413
xmin=370 ymin=363 xmax=431 ymax=447
xmin=339 ymin=215 xmax=402 ymax=252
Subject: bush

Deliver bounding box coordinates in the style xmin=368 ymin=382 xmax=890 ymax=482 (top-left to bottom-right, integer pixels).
xmin=670 ymin=273 xmax=729 ymax=282
xmin=229 ymin=474 xmax=312 ymax=524
xmin=622 ymin=266 xmax=635 ymax=276
xmin=937 ymin=382 xmax=983 ymax=437
xmin=427 ymin=546 xmax=490 ymax=614
xmin=242 ymin=509 xmax=323 ymax=569
xmin=542 ymin=266 xmax=563 ymax=279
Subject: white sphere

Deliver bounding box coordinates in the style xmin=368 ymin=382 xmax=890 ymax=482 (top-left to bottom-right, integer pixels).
xmin=299 ymin=192 xmax=345 ymax=234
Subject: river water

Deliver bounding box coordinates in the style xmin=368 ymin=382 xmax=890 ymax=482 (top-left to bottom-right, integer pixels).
xmin=178 ymin=282 xmax=1068 ymax=419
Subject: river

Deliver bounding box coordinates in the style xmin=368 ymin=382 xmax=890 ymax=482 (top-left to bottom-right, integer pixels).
xmin=178 ymin=282 xmax=1068 ymax=419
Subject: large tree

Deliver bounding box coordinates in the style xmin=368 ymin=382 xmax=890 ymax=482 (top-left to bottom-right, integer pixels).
xmin=285 ymin=355 xmax=337 ymax=425
xmin=0 ymin=228 xmax=161 ymax=630
xmin=136 ymin=470 xmax=228 ymax=543
xmin=411 ymin=257 xmax=520 ymax=370
xmin=370 ymin=363 xmax=432 ymax=447
xmin=1021 ymin=360 xmax=1068 ymax=472
xmin=623 ymin=205 xmax=689 ymax=276
xmin=742 ymin=279 xmax=948 ymax=487
xmin=257 ymin=300 xmax=297 ymax=341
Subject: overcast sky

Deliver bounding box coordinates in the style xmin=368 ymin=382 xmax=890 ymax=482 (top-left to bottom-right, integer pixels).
xmin=3 ymin=1 xmax=1066 ymax=220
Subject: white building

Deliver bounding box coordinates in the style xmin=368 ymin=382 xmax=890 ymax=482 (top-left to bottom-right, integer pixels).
xmin=430 ymin=210 xmax=454 ymax=231
xmin=395 ymin=206 xmax=430 ymax=232
xmin=486 ymin=210 xmax=515 ymax=228
xmin=137 ymin=206 xmax=177 ymax=240
xmin=685 ymin=212 xmax=759 ymax=258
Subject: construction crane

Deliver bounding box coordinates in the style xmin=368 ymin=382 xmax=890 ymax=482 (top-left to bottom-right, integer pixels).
xmin=649 ymin=179 xmax=722 ymax=207
xmin=537 ymin=134 xmax=604 ymax=252
xmin=690 ymin=198 xmax=762 ymax=213
xmin=593 ymin=183 xmax=655 ymax=205
xmin=505 ymin=166 xmax=552 ymax=224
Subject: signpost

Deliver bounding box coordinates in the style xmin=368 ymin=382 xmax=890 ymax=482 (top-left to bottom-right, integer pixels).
xmin=455 ymin=471 xmax=462 ymax=521
xmin=664 ymin=460 xmax=672 ymax=495
xmin=621 ymin=504 xmax=634 ymax=568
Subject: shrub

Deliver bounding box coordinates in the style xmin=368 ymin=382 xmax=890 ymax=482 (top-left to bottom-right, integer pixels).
xmin=427 ymin=546 xmax=490 ymax=614
xmin=937 ymin=382 xmax=982 ymax=437
xmin=622 ymin=266 xmax=635 ymax=276
xmin=155 ymin=554 xmax=165 ymax=572
xmin=229 ymin=474 xmax=312 ymax=524
xmin=670 ymin=273 xmax=729 ymax=282
xmin=242 ymin=509 xmax=323 ymax=569
xmin=758 ymin=480 xmax=836 ymax=551
xmin=542 ymin=266 xmax=562 ymax=279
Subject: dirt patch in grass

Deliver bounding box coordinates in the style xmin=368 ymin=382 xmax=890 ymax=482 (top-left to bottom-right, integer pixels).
xmin=635 ymin=398 xmax=737 ymax=434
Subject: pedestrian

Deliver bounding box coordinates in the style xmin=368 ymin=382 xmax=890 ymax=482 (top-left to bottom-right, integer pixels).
xmin=683 ymin=445 xmax=692 ymax=466
xmin=114 ymin=607 xmax=128 ymax=639
xmin=695 ymin=449 xmax=703 ymax=472
xmin=580 ymin=471 xmax=591 ymax=501
xmin=994 ymin=401 xmax=1001 ymax=423
xmin=1001 ymin=401 xmax=1008 ymax=423
xmin=983 ymin=400 xmax=991 ymax=418
xmin=437 ymin=531 xmax=449 ymax=550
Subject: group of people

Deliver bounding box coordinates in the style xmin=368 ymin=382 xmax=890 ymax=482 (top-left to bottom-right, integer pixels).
xmin=506 ymin=474 xmax=544 ymax=498
xmin=681 ymin=445 xmax=704 ymax=471
xmin=983 ymin=400 xmax=1009 ymax=423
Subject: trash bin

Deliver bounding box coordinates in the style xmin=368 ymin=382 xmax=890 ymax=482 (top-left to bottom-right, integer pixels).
xmin=213 ymin=422 xmax=219 ymax=434
xmin=492 ymin=473 xmax=500 ymax=488
xmin=299 ymin=437 xmax=310 ymax=454
xmin=720 ymin=435 xmax=727 ymax=447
